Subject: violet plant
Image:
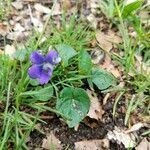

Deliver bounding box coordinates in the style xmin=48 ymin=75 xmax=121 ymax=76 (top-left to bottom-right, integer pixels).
xmin=0 ymin=16 xmax=115 ymax=148
xmin=23 ymin=43 xmax=114 ymax=128
xmin=14 ymin=15 xmax=115 ymax=128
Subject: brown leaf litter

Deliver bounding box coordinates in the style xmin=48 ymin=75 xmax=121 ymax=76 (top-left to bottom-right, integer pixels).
xmin=75 ymin=139 xmax=109 ymax=150
xmin=125 ymin=122 xmax=149 ymax=134
xmin=96 ymin=30 xmax=122 ymax=52
xmin=92 ymin=52 xmax=122 ymax=79
xmin=136 ymin=138 xmax=150 ymax=150
xmin=107 ymin=126 xmax=137 ymax=148
xmin=87 ymin=90 xmax=104 ymax=120
xmin=0 ymin=22 xmax=9 ymax=36
xmin=12 ymin=1 xmax=23 ymax=10
xmin=42 ymin=131 xmax=62 ymax=150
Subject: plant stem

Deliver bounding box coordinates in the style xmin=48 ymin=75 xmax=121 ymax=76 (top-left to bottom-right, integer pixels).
xmin=114 ymin=0 xmax=130 ymax=50
xmin=113 ymin=91 xmax=124 ymax=119
xmin=2 ymin=82 xmax=11 ymax=132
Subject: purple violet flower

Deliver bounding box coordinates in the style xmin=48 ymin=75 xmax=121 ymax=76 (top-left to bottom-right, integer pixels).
xmin=28 ymin=50 xmax=61 ymax=85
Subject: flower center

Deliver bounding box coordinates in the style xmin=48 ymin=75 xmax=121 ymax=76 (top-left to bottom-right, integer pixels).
xmin=43 ymin=63 xmax=53 ymax=71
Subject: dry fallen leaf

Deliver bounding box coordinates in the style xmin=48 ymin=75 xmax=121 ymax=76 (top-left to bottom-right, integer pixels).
xmin=125 ymin=122 xmax=147 ymax=134
xmin=31 ymin=17 xmax=43 ymax=29
xmin=90 ymin=0 xmax=99 ymax=9
xmin=87 ymin=90 xmax=104 ymax=120
xmin=139 ymin=10 xmax=150 ymax=20
xmin=34 ymin=3 xmax=51 ymax=14
xmin=96 ymin=32 xmax=113 ymax=52
xmin=136 ymin=138 xmax=150 ymax=150
xmin=107 ymin=126 xmax=137 ymax=148
xmin=12 ymin=1 xmax=23 ymax=10
xmin=14 ymin=23 xmax=25 ymax=32
xmin=106 ymin=30 xmax=122 ymax=44
xmin=100 ymin=54 xmax=121 ymax=78
xmin=138 ymin=115 xmax=150 ymax=124
xmin=75 ymin=139 xmax=109 ymax=150
xmin=87 ymin=14 xmax=97 ymax=29
xmin=28 ymin=4 xmax=43 ymax=32
xmin=90 ymin=0 xmax=99 ymax=14
xmin=103 ymin=93 xmax=110 ymax=105
xmin=4 ymin=45 xmax=16 ymax=59
xmin=52 ymin=2 xmax=61 ymax=15
xmin=96 ymin=30 xmax=122 ymax=52
xmin=7 ymin=31 xmax=27 ymax=41
xmin=42 ymin=131 xmax=62 ymax=150
xmin=7 ymin=32 xmax=18 ymax=40
xmin=0 ymin=23 xmax=9 ymax=36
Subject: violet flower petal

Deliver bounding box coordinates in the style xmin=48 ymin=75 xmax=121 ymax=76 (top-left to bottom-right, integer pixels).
xmin=45 ymin=50 xmax=61 ymax=65
xmin=28 ymin=65 xmax=42 ymax=79
xmin=30 ymin=51 xmax=45 ymax=64
xmin=38 ymin=69 xmax=53 ymax=85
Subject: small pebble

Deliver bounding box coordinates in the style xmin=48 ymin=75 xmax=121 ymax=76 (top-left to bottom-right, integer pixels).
xmin=91 ymin=48 xmax=105 ymax=64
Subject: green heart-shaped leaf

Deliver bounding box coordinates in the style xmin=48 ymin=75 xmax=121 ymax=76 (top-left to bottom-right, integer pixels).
xmin=55 ymin=44 xmax=77 ymax=67
xmin=56 ymin=87 xmax=90 ymax=127
xmin=92 ymin=67 xmax=114 ymax=90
